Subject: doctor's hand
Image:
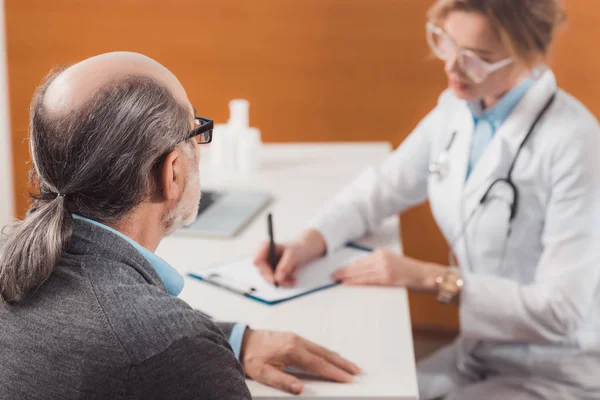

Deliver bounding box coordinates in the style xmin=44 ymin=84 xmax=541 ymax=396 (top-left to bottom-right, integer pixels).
xmin=332 ymin=248 xmax=444 ymax=291
xmin=241 ymin=329 xmax=361 ymax=395
xmin=253 ymin=229 xmax=327 ymax=287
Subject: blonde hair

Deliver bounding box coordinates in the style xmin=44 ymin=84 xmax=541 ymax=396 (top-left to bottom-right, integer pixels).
xmin=428 ymin=0 xmax=566 ymax=66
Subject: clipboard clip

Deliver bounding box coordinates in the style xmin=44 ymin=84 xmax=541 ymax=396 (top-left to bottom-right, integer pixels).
xmin=205 ymin=273 xmax=257 ymax=296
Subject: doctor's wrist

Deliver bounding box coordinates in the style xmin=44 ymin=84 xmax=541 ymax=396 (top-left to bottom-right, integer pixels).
xmin=295 ymin=229 xmax=327 ymax=263
xmin=415 ymin=262 xmax=447 ymax=293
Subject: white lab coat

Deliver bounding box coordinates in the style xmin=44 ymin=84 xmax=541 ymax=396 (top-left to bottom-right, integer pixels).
xmin=309 ymin=70 xmax=600 ymax=397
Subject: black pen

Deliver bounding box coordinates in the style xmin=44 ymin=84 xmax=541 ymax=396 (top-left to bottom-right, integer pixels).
xmin=267 ymin=213 xmax=279 ymax=287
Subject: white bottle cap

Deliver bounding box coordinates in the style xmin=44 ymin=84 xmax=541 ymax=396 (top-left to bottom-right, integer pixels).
xmin=228 ymin=99 xmax=249 ymax=129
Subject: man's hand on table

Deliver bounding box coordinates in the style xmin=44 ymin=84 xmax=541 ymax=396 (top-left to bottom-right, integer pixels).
xmin=240 ymin=329 xmax=361 ymax=395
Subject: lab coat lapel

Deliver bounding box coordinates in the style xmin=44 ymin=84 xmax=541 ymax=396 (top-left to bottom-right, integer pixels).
xmin=444 ymin=101 xmax=473 ymax=238
xmin=460 ymin=70 xmax=558 ymax=221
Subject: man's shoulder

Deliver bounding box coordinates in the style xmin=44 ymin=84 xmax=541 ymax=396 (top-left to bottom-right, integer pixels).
xmin=127 ymin=333 xmax=250 ymax=399
xmin=78 ymin=254 xmax=226 ymax=364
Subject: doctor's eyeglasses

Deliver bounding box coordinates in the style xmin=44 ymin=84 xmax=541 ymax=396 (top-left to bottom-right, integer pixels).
xmin=426 ymin=22 xmax=513 ymax=84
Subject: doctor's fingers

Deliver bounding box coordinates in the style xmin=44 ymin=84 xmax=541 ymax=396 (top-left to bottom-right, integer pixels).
xmin=255 ymin=261 xmax=276 ymax=284
xmin=274 ymin=249 xmax=302 ymax=286
xmin=256 ymin=264 xmax=296 ymax=287
xmin=253 ymin=242 xmax=285 ymax=284
xmin=335 ymin=260 xmax=397 ymax=285
xmin=331 ymin=257 xmax=375 ymax=281
xmin=343 ymin=274 xmax=387 ymax=286
xmin=254 ymin=259 xmax=297 ymax=287
xmin=338 ymin=265 xmax=386 ymax=285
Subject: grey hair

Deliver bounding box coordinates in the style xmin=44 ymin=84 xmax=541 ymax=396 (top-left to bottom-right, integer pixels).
xmin=0 ymin=69 xmax=192 ymax=303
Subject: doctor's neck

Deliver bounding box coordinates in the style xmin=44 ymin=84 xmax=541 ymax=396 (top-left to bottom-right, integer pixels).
xmin=481 ymin=68 xmax=534 ymax=110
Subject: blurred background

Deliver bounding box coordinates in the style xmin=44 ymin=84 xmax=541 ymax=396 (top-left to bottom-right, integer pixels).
xmin=1 ymin=0 xmax=598 ymax=346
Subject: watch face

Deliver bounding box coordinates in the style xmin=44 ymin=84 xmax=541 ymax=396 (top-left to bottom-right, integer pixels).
xmin=440 ymin=270 xmax=462 ymax=294
xmin=440 ymin=279 xmax=458 ymax=293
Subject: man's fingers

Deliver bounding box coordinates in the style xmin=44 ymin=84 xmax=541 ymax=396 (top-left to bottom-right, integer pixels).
xmin=304 ymin=341 xmax=361 ymax=375
xmin=254 ymin=365 xmax=304 ymax=395
xmin=288 ymin=345 xmax=354 ymax=383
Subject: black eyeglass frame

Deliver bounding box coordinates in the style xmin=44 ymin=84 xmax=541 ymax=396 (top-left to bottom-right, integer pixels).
xmin=188 ymin=116 xmax=214 ymax=144
xmin=153 ymin=116 xmax=214 ymax=167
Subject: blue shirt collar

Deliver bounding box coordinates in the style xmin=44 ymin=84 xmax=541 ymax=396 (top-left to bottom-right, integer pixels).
xmin=468 ymin=78 xmax=533 ymax=128
xmin=72 ymin=215 xmax=184 ymax=296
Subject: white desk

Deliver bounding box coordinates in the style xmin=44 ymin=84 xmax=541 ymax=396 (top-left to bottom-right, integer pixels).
xmin=157 ymin=143 xmax=418 ymax=400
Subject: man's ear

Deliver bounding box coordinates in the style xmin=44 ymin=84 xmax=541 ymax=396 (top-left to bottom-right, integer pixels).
xmin=158 ymin=148 xmax=185 ymax=201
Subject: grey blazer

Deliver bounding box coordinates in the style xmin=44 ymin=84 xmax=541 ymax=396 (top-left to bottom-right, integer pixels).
xmin=0 ymin=219 xmax=252 ymax=399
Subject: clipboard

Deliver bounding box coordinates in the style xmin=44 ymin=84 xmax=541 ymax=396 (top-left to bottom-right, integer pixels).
xmin=188 ymin=243 xmax=371 ymax=306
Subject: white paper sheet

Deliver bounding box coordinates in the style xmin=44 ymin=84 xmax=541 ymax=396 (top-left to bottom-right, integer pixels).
xmin=189 ymin=246 xmax=369 ymax=304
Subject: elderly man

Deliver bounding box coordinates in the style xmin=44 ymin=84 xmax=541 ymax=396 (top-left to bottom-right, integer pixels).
xmin=0 ymin=52 xmax=360 ymax=399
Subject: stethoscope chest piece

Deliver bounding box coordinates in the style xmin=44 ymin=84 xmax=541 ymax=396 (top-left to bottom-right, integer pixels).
xmin=429 ymin=152 xmax=450 ymax=180
xmin=429 ymin=130 xmax=457 ymax=181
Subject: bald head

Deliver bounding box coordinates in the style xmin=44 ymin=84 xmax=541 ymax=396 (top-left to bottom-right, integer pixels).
xmin=44 ymin=52 xmax=192 ymax=116
xmin=27 ymin=51 xmax=198 ymax=231
xmin=4 ymin=53 xmax=202 ymax=303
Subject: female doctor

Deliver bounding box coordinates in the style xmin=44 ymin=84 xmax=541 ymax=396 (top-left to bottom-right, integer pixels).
xmin=254 ymin=0 xmax=600 ymax=398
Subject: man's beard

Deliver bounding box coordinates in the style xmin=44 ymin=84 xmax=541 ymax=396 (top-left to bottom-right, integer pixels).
xmin=163 ymin=154 xmax=201 ymax=235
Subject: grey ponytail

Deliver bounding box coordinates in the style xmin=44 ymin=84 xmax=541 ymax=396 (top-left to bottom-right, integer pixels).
xmin=0 ymin=196 xmax=72 ymax=302
xmin=0 ymin=68 xmax=191 ymax=304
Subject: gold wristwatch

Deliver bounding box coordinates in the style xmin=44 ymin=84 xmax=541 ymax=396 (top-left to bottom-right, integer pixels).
xmin=435 ymin=267 xmax=463 ymax=304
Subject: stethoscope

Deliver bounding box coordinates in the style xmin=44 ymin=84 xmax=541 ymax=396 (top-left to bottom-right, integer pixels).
xmin=428 ymin=131 xmax=456 ymax=180
xmin=429 ymin=92 xmax=557 ymax=223
xmin=440 ymin=91 xmax=558 ymax=361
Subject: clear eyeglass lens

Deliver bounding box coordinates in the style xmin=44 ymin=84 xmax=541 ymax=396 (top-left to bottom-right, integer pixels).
xmin=459 ymin=52 xmax=487 ymax=82
xmin=428 ymin=28 xmax=456 ymax=61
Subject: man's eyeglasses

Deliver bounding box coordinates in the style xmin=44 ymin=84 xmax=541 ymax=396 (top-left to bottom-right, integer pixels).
xmin=153 ymin=116 xmax=214 ymax=167
xmin=188 ymin=116 xmax=214 ymax=144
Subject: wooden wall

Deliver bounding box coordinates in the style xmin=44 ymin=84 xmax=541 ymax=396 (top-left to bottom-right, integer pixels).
xmin=5 ymin=0 xmax=599 ymax=332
